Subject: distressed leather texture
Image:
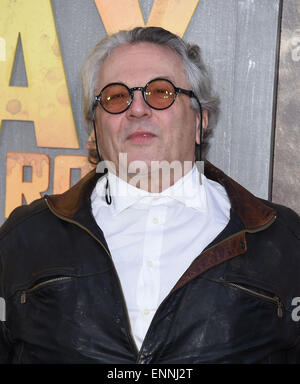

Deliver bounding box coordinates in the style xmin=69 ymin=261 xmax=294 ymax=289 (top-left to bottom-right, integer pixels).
xmin=0 ymin=162 xmax=299 ymax=364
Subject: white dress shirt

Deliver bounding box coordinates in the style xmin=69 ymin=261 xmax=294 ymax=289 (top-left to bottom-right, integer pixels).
xmin=91 ymin=165 xmax=231 ymax=350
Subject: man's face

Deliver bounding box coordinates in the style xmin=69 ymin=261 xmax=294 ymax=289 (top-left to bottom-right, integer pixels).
xmin=94 ymin=42 xmax=203 ymax=174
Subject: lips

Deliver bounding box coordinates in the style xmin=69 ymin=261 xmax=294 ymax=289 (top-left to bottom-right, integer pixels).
xmin=127 ymin=130 xmax=157 ymax=143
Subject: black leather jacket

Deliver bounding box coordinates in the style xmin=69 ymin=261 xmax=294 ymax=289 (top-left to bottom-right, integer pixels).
xmin=0 ymin=162 xmax=299 ymax=363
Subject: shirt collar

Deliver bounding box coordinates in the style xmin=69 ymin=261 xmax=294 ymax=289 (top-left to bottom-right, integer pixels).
xmin=92 ymin=164 xmax=207 ymax=215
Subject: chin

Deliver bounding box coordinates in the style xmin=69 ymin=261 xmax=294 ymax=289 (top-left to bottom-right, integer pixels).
xmin=127 ymin=157 xmax=152 ymax=172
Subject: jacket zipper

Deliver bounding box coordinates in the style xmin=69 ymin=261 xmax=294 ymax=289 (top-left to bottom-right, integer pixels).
xmin=44 ymin=197 xmax=139 ymax=357
xmin=136 ymin=215 xmax=277 ymax=361
xmin=20 ymin=277 xmax=72 ymax=304
xmin=224 ymin=282 xmax=283 ymax=318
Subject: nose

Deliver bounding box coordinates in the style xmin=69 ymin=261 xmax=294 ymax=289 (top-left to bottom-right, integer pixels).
xmin=126 ymin=89 xmax=152 ymax=119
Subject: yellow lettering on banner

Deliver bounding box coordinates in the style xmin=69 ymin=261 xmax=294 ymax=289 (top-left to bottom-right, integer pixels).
xmin=94 ymin=0 xmax=200 ymax=37
xmin=95 ymin=0 xmax=144 ymax=33
xmin=0 ymin=37 xmax=6 ymax=62
xmin=53 ymin=155 xmax=94 ymax=194
xmin=5 ymin=152 xmax=50 ymax=218
xmin=0 ymin=0 xmax=79 ymax=148
xmin=147 ymin=0 xmax=200 ymax=37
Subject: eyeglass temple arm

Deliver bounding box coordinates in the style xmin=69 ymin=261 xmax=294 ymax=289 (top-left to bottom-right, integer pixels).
xmin=177 ymin=88 xmax=203 ymax=162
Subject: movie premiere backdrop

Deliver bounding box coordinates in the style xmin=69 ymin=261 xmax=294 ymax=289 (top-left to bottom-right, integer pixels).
xmin=0 ymin=0 xmax=299 ymax=225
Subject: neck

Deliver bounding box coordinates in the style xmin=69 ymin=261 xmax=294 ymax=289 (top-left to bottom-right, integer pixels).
xmin=117 ymin=160 xmax=195 ymax=193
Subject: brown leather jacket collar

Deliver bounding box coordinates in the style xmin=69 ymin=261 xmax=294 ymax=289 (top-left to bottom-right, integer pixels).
xmin=46 ymin=161 xmax=276 ymax=231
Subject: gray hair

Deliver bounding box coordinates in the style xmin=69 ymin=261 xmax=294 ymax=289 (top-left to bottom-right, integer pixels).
xmin=81 ymin=27 xmax=219 ymax=159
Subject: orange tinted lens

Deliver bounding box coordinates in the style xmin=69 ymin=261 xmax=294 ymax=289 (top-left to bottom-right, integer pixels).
xmin=145 ymin=80 xmax=175 ymax=109
xmin=101 ymin=84 xmax=130 ymax=113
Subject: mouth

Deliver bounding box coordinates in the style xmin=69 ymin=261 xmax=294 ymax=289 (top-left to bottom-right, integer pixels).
xmin=126 ymin=131 xmax=157 ymax=144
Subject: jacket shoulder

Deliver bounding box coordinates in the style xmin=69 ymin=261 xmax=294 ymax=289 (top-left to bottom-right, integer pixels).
xmin=260 ymin=199 xmax=300 ymax=240
xmin=0 ymin=198 xmax=48 ymax=241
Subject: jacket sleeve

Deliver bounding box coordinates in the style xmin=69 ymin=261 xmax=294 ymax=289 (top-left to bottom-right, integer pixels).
xmin=0 ymin=323 xmax=13 ymax=363
xmin=287 ymin=339 xmax=300 ymax=363
xmin=0 ymin=253 xmax=13 ymax=363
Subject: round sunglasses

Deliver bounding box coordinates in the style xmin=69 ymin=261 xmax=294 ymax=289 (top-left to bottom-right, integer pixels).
xmin=94 ymin=77 xmax=200 ymax=114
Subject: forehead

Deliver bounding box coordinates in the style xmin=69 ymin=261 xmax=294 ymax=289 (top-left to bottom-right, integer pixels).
xmin=98 ymin=42 xmax=188 ymax=88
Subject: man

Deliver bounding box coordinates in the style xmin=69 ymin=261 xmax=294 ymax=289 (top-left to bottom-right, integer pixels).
xmin=0 ymin=27 xmax=299 ymax=364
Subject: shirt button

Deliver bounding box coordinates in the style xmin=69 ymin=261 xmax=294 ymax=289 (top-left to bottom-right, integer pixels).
xmin=152 ymin=217 xmax=159 ymax=224
xmin=143 ymin=309 xmax=150 ymax=315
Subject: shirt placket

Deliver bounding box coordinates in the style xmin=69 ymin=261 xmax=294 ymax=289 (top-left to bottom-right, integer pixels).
xmin=134 ymin=202 xmax=168 ymax=346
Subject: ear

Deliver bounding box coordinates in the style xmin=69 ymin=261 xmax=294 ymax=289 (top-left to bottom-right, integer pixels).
xmin=195 ymin=109 xmax=208 ymax=145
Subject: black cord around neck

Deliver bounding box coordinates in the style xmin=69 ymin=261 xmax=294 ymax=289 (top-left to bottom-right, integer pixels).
xmin=92 ymin=119 xmax=112 ymax=205
xmin=105 ymin=177 xmax=112 ymax=205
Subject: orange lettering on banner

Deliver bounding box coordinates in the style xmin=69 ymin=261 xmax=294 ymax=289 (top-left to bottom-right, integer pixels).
xmin=94 ymin=0 xmax=200 ymax=37
xmin=53 ymin=155 xmax=94 ymax=194
xmin=5 ymin=152 xmax=50 ymax=218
